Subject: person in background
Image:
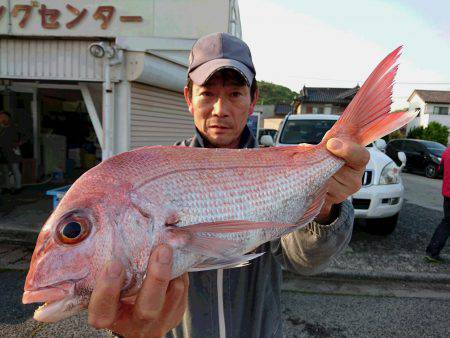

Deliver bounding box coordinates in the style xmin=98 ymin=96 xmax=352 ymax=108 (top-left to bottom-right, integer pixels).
xmin=425 ymin=145 xmax=450 ymax=263
xmin=0 ymin=111 xmax=22 ymax=194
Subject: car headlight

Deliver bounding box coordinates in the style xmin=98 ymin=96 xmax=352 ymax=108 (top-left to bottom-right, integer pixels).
xmin=379 ymin=161 xmax=401 ymax=185
xmin=431 ymin=155 xmax=441 ymax=164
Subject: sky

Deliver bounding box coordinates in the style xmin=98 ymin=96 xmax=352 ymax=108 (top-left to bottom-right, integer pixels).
xmin=239 ymin=0 xmax=450 ymax=109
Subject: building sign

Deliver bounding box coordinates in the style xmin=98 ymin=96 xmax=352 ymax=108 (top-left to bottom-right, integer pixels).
xmin=0 ymin=0 xmax=150 ymax=37
xmin=0 ymin=0 xmax=233 ymax=40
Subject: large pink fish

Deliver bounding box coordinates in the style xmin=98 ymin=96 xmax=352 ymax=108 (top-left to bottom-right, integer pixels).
xmin=23 ymin=47 xmax=416 ymax=322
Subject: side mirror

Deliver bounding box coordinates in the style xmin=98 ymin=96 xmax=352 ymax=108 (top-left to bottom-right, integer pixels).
xmin=260 ymin=135 xmax=274 ymax=147
xmin=398 ymin=151 xmax=407 ymax=170
xmin=374 ymin=139 xmax=387 ymax=151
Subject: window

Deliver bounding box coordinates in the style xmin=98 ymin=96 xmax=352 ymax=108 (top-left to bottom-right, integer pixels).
xmin=433 ymin=106 xmax=449 ymax=115
xmin=404 ymin=141 xmax=424 ymax=153
xmin=390 ymin=140 xmax=404 ymax=151
xmin=279 ymin=119 xmax=337 ymax=144
xmin=312 ymin=106 xmax=324 ymax=114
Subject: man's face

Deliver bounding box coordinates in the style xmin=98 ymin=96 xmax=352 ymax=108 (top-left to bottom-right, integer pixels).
xmin=0 ymin=114 xmax=8 ymax=127
xmin=184 ymin=70 xmax=258 ymax=149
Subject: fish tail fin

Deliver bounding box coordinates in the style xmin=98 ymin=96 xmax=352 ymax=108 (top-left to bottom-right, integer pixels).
xmin=320 ymin=46 xmax=418 ymax=147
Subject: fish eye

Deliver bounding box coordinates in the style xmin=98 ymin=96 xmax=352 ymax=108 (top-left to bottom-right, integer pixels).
xmin=63 ymin=222 xmax=82 ymax=239
xmin=57 ymin=218 xmax=90 ymax=244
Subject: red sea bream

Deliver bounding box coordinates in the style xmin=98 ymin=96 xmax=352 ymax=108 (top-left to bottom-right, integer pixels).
xmin=23 ymin=46 xmax=417 ymax=322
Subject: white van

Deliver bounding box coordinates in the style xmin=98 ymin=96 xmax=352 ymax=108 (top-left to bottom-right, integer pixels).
xmin=261 ymin=114 xmax=405 ymax=235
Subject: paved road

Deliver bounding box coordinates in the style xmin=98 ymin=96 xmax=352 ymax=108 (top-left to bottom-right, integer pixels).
xmin=281 ymin=290 xmax=450 ymax=338
xmin=0 ymin=172 xmax=448 ymax=337
xmin=401 ymin=172 xmax=443 ymax=211
xmin=1 ymin=270 xmax=449 ymax=338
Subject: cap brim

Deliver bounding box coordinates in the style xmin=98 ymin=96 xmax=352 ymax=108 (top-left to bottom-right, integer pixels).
xmin=189 ymin=58 xmax=254 ymax=86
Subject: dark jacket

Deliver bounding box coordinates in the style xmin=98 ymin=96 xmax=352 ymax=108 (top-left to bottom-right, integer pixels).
xmin=165 ymin=127 xmax=354 ymax=338
xmin=0 ymin=124 xmax=21 ymax=163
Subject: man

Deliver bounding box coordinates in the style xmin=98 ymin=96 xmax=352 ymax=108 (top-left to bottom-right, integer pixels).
xmin=88 ymin=33 xmax=369 ymax=337
xmin=0 ymin=111 xmax=22 ymax=194
xmin=425 ymin=145 xmax=450 ymax=263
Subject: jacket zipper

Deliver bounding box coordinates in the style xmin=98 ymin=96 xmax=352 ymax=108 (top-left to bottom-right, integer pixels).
xmin=217 ymin=269 xmax=226 ymax=338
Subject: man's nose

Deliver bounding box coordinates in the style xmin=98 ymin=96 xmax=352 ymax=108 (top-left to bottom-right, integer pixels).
xmin=212 ymin=97 xmax=230 ymax=117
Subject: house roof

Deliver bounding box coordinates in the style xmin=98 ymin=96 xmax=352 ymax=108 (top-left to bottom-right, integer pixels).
xmin=295 ymin=85 xmax=360 ymax=104
xmin=408 ymin=90 xmax=450 ymax=104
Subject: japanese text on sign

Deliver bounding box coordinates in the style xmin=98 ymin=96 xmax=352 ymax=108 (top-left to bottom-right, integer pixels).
xmin=6 ymin=3 xmax=143 ymax=29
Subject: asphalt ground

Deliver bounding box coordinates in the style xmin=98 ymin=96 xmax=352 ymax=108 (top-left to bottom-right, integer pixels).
xmin=1 ymin=171 xmax=449 ymax=337
xmin=281 ymin=290 xmax=450 ymax=338
xmin=1 ymin=270 xmax=449 ymax=338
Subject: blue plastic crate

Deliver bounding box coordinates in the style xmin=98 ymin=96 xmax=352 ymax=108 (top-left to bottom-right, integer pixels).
xmin=46 ymin=185 xmax=71 ymax=209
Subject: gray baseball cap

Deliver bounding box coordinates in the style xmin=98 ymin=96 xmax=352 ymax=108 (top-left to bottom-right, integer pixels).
xmin=188 ymin=32 xmax=256 ymax=86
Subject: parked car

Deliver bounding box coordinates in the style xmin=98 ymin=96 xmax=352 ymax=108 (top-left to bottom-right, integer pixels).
xmin=386 ymin=139 xmax=445 ymax=179
xmin=262 ymin=114 xmax=406 ymax=235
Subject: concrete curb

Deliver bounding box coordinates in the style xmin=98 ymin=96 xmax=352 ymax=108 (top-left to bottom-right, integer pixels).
xmin=284 ymin=269 xmax=450 ymax=284
xmin=0 ymin=228 xmax=39 ymax=244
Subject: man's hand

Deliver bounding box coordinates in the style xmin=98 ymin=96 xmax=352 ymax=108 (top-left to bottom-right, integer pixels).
xmin=88 ymin=245 xmax=189 ymax=338
xmin=315 ymin=138 xmax=370 ymax=224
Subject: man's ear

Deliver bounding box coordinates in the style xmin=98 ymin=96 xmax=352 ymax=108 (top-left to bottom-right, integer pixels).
xmin=184 ymin=86 xmax=194 ymax=116
xmin=248 ymin=87 xmax=259 ymax=116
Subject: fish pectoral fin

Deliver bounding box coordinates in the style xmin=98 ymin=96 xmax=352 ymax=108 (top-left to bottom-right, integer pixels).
xmin=188 ymin=252 xmax=265 ymax=272
xmin=295 ymin=185 xmax=328 ymax=227
xmin=166 ymin=220 xmax=293 ymax=259
xmin=166 ymin=226 xmax=240 ymax=259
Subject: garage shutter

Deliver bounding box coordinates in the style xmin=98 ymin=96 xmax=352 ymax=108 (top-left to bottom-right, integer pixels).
xmin=130 ymin=83 xmax=194 ymax=148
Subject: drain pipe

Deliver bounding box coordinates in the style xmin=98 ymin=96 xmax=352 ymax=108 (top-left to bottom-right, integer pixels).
xmin=102 ymin=58 xmax=114 ymax=160
xmin=7 ymin=0 xmax=12 ymax=34
xmin=89 ymin=42 xmax=123 ymax=161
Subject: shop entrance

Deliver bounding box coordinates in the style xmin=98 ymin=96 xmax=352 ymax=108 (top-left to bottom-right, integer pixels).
xmin=0 ymin=82 xmax=102 ymax=212
xmin=38 ymin=88 xmax=101 ymax=182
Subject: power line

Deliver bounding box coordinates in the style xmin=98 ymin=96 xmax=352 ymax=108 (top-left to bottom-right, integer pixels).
xmin=284 ymin=76 xmax=450 ymax=85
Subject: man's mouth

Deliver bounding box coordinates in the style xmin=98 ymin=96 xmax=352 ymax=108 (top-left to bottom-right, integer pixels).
xmin=209 ymin=124 xmax=229 ymax=128
xmin=208 ymin=125 xmax=231 ymax=133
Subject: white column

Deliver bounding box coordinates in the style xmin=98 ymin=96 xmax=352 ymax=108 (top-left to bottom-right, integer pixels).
xmin=114 ymin=80 xmax=131 ymax=154
xmin=102 ymin=60 xmax=115 ymax=160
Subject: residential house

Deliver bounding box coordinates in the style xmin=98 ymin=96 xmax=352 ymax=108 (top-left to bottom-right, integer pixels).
xmin=254 ymin=103 xmax=292 ymax=130
xmin=293 ymin=85 xmax=359 ymax=115
xmin=407 ymin=90 xmax=450 ymax=138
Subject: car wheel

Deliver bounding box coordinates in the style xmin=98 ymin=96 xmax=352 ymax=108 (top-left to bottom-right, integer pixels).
xmin=364 ymin=213 xmax=399 ymax=236
xmin=425 ymin=164 xmax=438 ymax=179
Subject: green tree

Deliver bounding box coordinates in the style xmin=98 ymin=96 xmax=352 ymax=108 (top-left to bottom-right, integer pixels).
xmin=407 ymin=122 xmax=449 ymax=145
xmin=257 ymin=81 xmax=297 ymax=105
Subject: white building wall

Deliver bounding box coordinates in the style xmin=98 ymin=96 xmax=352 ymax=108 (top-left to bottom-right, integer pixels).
xmin=0 ymin=39 xmax=104 ymax=81
xmin=406 ymin=93 xmax=425 ymax=132
xmin=129 ymin=83 xmax=193 ymax=148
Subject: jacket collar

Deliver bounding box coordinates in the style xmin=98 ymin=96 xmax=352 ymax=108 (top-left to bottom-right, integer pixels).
xmin=189 ymin=125 xmax=258 ymax=149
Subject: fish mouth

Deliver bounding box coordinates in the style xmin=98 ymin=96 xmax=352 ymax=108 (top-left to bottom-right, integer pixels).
xmin=23 ymin=281 xmax=85 ymax=322
xmin=23 ymin=283 xmax=72 ymax=304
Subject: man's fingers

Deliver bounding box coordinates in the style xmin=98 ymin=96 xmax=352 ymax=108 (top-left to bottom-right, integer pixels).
xmin=133 ymin=244 xmax=173 ymax=322
xmin=160 ymin=275 xmax=187 ymax=329
xmin=88 ymin=260 xmax=124 ymax=329
xmin=326 ymin=180 xmax=348 ymax=204
xmin=327 ymin=138 xmax=370 ymax=170
xmin=332 ymin=167 xmax=364 ymax=193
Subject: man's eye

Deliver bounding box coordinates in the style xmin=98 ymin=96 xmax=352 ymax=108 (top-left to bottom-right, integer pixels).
xmin=200 ymin=91 xmax=213 ymax=97
xmin=231 ymin=92 xmax=243 ymax=97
